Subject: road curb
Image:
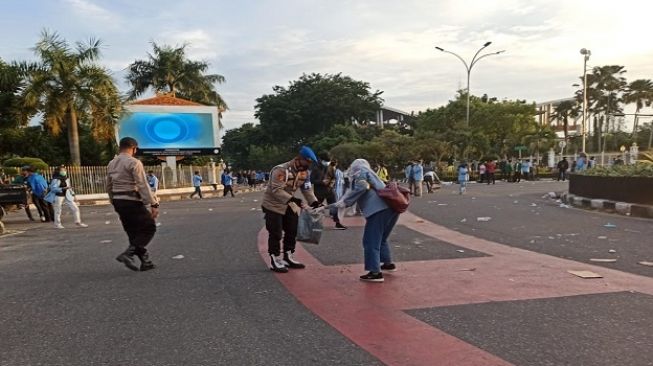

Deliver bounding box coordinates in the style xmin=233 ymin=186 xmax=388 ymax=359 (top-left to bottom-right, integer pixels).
xmin=562 ymin=193 xmax=653 ymax=219
xmin=75 ymin=186 xmax=261 ymax=206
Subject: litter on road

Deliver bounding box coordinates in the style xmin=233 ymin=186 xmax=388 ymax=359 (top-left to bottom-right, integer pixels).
xmin=608 ymin=249 xmax=617 ymax=253
xmin=590 ymin=258 xmax=617 ymax=263
xmin=172 ymin=255 xmax=184 ymax=259
xmin=460 ymin=218 xmax=467 ymax=223
xmin=208 ymin=208 xmax=213 ymax=211
xmin=156 ymin=222 xmax=162 ymax=227
xmin=597 ymin=236 xmax=608 ymax=240
xmin=603 ymin=223 xmax=617 ymax=228
xmin=456 ymin=249 xmax=465 ymax=253
xmin=104 ymin=221 xmax=111 ymax=225
xmin=99 ymin=240 xmax=112 ymax=244
xmin=567 ymin=270 xmax=603 ymax=279
xmin=638 ymin=261 xmax=653 ymax=267
xmin=476 ymin=217 xmax=492 ymax=222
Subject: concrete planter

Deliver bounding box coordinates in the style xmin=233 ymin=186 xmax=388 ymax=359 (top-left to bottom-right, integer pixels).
xmin=569 ymin=174 xmax=653 ymax=205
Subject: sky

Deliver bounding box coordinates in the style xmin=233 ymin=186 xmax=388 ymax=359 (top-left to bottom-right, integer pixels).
xmin=2 ymin=0 xmax=653 ymax=131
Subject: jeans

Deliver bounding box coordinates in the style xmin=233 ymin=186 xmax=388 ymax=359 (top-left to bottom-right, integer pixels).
xmin=53 ymin=196 xmax=81 ymax=225
xmin=264 ymin=206 xmax=299 ymax=256
xmin=362 ymin=208 xmax=399 ymax=273
xmin=32 ymin=193 xmax=54 ymax=221
xmin=223 ymin=185 xmax=234 ymax=197
xmin=190 ymin=186 xmax=203 ymax=198
xmin=112 ymin=199 xmax=157 ymax=255
xmin=558 ymin=170 xmax=567 ymax=181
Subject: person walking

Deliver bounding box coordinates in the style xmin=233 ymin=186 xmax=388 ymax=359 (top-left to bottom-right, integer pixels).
xmin=147 ymin=171 xmax=159 ymax=193
xmin=458 ymin=162 xmax=469 ymax=195
xmin=405 ymin=162 xmax=415 ymax=192
xmin=190 ymin=171 xmax=203 ymax=199
xmin=311 ymin=154 xmax=346 ymax=230
xmin=514 ymin=160 xmax=522 ymax=182
xmin=332 ymin=159 xmax=399 ymax=283
xmin=376 ymin=163 xmax=389 ymax=183
xmin=521 ymin=160 xmax=531 ymax=181
xmin=412 ymin=160 xmax=424 ymax=197
xmin=478 ymin=162 xmax=486 ymax=183
xmin=262 ymin=146 xmax=320 ymax=273
xmin=221 ymin=169 xmax=235 ymax=197
xmin=557 ymin=157 xmax=569 ymax=181
xmin=22 ymin=166 xmax=53 ymax=222
xmin=46 ymin=166 xmax=87 ymax=229
xmin=107 ymin=137 xmax=159 ymax=272
xmin=486 ymin=160 xmax=496 ymax=185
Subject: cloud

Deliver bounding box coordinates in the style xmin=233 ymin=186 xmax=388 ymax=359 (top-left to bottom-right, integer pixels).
xmin=63 ymin=0 xmax=115 ymax=23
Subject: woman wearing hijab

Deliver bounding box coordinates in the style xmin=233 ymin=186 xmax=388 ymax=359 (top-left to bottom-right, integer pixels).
xmin=48 ymin=166 xmax=87 ymax=229
xmin=333 ymin=159 xmax=399 ymax=283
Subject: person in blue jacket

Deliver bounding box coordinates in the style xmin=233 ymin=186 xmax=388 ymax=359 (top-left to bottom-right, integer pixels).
xmin=333 ymin=159 xmax=399 ymax=283
xmin=190 ymin=171 xmax=203 ymax=199
xmin=22 ymin=166 xmax=54 ymax=222
xmin=221 ymin=169 xmax=235 ymax=197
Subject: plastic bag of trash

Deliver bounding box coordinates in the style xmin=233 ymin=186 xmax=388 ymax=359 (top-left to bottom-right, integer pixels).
xmin=297 ymin=209 xmax=323 ymax=244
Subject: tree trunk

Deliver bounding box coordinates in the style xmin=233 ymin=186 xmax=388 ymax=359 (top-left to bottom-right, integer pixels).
xmin=632 ymin=107 xmax=640 ymax=138
xmin=67 ymin=106 xmax=81 ymax=166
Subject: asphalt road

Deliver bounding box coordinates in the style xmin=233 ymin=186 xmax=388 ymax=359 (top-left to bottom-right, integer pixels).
xmin=0 ymin=195 xmax=381 ymax=366
xmin=1 ymin=181 xmax=651 ymax=366
xmin=409 ymin=180 xmax=653 ymax=277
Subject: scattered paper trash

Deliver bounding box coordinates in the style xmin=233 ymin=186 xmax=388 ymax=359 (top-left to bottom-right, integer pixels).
xmin=638 ymin=261 xmax=653 ymax=267
xmin=415 ymin=219 xmax=425 ymax=223
xmin=529 ymin=240 xmax=535 ymax=243
xmin=548 ymin=236 xmax=555 ymax=240
xmin=163 ymin=211 xmax=168 ymax=215
xmin=476 ymin=217 xmax=492 ymax=222
xmin=590 ymin=258 xmax=617 ymax=263
xmin=208 ymin=208 xmax=213 ymax=211
xmin=530 ymin=203 xmax=538 ymax=207
xmin=548 ymin=192 xmax=557 ymax=198
xmin=559 ymin=204 xmax=570 ymax=208
xmin=156 ymin=222 xmax=162 ymax=227
xmin=567 ymin=270 xmax=602 ymax=279
xmin=100 ymin=240 xmax=112 ymax=244
xmin=104 ymin=221 xmax=111 ymax=225
xmin=608 ymin=249 xmax=617 ymax=253
xmin=456 ymin=249 xmax=465 ymax=253
xmin=460 ymin=218 xmax=467 ymax=223
xmin=471 ymin=197 xmax=477 ymax=200
xmin=172 ymin=255 xmax=184 ymax=259
xmin=597 ymin=236 xmax=607 ymax=239
xmin=253 ymin=199 xmax=258 ymax=202
xmin=513 ymin=200 xmax=519 ymax=204
xmin=250 ymin=208 xmax=257 ymax=211
xmin=458 ymin=268 xmax=476 ymax=272
xmin=603 ymin=223 xmax=617 ymax=228
xmin=437 ymin=203 xmax=448 ymax=206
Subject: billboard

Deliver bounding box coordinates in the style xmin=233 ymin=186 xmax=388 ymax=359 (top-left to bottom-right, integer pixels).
xmin=118 ymin=105 xmax=221 ymax=156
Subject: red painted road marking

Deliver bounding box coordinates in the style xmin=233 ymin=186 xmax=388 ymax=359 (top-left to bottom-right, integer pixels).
xmin=258 ymin=212 xmax=653 ymax=366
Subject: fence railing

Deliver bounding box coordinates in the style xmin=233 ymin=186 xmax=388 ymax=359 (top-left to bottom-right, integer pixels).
xmin=42 ymin=164 xmax=221 ymax=195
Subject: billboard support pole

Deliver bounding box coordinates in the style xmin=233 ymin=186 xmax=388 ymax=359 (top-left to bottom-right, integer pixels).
xmin=166 ymin=156 xmax=179 ymax=187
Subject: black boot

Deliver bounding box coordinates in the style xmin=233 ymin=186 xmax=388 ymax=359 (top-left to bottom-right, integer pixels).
xmin=137 ymin=251 xmax=156 ymax=272
xmin=283 ymin=251 xmax=306 ymax=269
xmin=116 ymin=246 xmax=139 ymax=271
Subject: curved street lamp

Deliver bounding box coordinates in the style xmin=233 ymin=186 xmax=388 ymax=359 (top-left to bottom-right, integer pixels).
xmin=435 ymin=42 xmax=505 ymax=128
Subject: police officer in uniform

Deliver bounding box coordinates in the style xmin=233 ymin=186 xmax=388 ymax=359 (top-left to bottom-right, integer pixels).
xmin=262 ymin=146 xmax=321 ymax=273
xmin=107 ymin=137 xmax=160 ymax=271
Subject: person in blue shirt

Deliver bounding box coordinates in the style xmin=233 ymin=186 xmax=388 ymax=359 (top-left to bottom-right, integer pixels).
xmin=147 ymin=171 xmax=159 ymax=193
xmin=333 ymin=159 xmax=400 ymax=283
xmin=190 ymin=171 xmax=203 ymax=199
xmin=22 ymin=166 xmax=54 ymax=222
xmin=457 ymin=162 xmax=469 ymax=195
xmin=221 ymin=169 xmax=235 ymax=197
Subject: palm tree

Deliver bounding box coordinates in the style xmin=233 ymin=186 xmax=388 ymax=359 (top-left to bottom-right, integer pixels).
xmin=586 ymin=65 xmax=627 ymax=150
xmin=551 ymin=100 xmax=578 ymax=145
xmin=623 ymin=79 xmax=653 ymax=136
xmin=21 ymin=31 xmax=122 ymax=165
xmin=126 ymin=43 xmax=227 ymax=110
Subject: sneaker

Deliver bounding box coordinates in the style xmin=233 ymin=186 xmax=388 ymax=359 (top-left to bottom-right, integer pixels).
xmin=115 ymin=254 xmax=140 ymax=271
xmin=76 ymin=222 xmax=88 ymax=228
xmin=54 ymin=224 xmax=65 ymax=229
xmin=283 ymin=251 xmax=306 ymax=269
xmin=140 ymin=262 xmax=156 ymax=271
xmin=360 ymin=272 xmax=384 ymax=282
xmin=40 ymin=216 xmax=46 ymax=222
xmin=334 ymin=222 xmax=347 ymax=230
xmin=381 ymin=263 xmax=397 ymax=272
xmin=270 ymin=254 xmax=289 ymax=273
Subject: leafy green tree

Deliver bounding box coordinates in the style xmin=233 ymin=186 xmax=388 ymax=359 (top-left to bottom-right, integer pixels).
xmin=624 ymin=79 xmax=653 ymax=136
xmin=20 ymin=30 xmax=122 ymax=165
xmin=254 ymin=73 xmax=383 ymax=147
xmin=0 ymin=59 xmax=34 ymax=129
xmin=221 ymin=123 xmax=269 ymax=169
xmin=126 ymin=42 xmax=227 ymax=110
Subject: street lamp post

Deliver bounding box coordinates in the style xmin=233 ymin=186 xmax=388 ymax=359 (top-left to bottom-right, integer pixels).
xmin=580 ymin=48 xmax=591 ymax=153
xmin=435 ymin=42 xmax=505 ymax=128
